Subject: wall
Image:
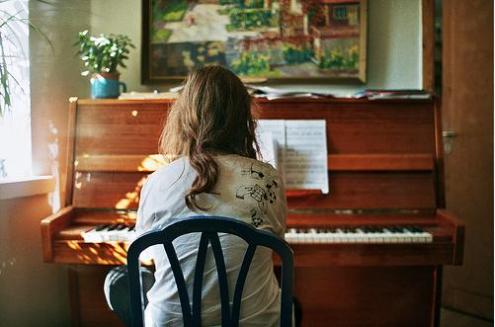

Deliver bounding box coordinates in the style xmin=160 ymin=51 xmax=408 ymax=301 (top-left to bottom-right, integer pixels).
xmin=0 ymin=194 xmax=70 ymax=326
xmin=90 ymin=0 xmax=422 ymax=97
xmin=30 ymin=0 xmax=91 ymax=203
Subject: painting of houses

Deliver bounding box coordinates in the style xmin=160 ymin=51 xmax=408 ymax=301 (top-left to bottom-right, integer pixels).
xmin=142 ymin=0 xmax=367 ymax=82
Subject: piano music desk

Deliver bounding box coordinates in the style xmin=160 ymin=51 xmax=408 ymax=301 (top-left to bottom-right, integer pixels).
xmin=41 ymin=97 xmax=464 ymax=326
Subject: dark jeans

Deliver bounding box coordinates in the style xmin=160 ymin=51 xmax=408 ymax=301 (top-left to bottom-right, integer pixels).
xmin=104 ymin=266 xmax=302 ymax=326
xmin=104 ymin=265 xmax=155 ymax=326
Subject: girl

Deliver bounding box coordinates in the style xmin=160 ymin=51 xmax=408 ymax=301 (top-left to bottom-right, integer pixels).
xmin=106 ymin=65 xmax=288 ymax=326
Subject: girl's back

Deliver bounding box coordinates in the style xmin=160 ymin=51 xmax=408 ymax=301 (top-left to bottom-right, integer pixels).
xmin=138 ymin=155 xmax=286 ymax=326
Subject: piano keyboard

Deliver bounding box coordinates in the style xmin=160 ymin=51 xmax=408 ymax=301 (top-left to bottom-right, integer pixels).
xmin=286 ymin=226 xmax=433 ymax=244
xmin=82 ymin=224 xmax=137 ymax=243
xmin=82 ymin=224 xmax=433 ymax=244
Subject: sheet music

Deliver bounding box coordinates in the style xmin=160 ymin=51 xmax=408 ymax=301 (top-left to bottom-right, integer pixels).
xmin=284 ymin=120 xmax=329 ymax=193
xmin=257 ymin=119 xmax=329 ymax=193
xmin=256 ymin=120 xmax=285 ymax=168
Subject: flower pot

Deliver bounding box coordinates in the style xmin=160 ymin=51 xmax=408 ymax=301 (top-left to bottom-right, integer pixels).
xmin=90 ymin=73 xmax=127 ymax=99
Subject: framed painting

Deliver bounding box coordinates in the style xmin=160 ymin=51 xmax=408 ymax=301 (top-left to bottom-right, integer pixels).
xmin=142 ymin=0 xmax=367 ymax=83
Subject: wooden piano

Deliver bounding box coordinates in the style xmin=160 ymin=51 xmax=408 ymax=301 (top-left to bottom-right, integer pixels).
xmin=41 ymin=97 xmax=464 ymax=326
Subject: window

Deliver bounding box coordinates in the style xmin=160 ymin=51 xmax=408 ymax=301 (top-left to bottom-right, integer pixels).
xmin=0 ymin=0 xmax=32 ymax=179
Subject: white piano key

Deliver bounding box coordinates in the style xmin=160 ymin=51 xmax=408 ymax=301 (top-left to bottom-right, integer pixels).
xmin=284 ymin=228 xmax=297 ymax=243
xmin=354 ymin=228 xmax=370 ymax=243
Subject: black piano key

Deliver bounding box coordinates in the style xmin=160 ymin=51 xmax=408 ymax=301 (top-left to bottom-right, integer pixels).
xmin=107 ymin=224 xmax=119 ymax=231
xmin=403 ymin=226 xmax=418 ymax=233
xmin=95 ymin=224 xmax=109 ymax=231
xmin=115 ymin=224 xmax=126 ymax=230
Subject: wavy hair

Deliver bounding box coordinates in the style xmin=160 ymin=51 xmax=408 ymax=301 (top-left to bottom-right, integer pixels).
xmin=159 ymin=65 xmax=260 ymax=211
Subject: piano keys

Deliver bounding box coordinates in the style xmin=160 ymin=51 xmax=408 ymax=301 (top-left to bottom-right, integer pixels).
xmin=81 ymin=223 xmax=434 ymax=244
xmin=82 ymin=223 xmax=136 ymax=243
xmin=285 ymin=226 xmax=433 ymax=244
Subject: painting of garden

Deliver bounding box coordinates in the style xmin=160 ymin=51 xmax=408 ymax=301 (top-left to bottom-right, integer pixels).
xmin=145 ymin=0 xmax=366 ymax=81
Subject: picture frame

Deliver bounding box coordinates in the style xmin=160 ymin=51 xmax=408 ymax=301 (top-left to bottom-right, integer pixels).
xmin=142 ymin=0 xmax=367 ymax=84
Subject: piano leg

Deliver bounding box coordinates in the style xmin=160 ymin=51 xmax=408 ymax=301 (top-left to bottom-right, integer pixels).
xmin=434 ymin=266 xmax=443 ymax=327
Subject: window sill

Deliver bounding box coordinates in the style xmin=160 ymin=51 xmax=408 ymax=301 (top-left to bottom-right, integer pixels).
xmin=0 ymin=176 xmax=55 ymax=200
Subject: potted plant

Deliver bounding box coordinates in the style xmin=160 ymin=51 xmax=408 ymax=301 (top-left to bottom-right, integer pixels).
xmin=76 ymin=30 xmax=135 ymax=99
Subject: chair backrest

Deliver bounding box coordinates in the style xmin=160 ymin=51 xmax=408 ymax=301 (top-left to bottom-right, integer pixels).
xmin=127 ymin=216 xmax=294 ymax=327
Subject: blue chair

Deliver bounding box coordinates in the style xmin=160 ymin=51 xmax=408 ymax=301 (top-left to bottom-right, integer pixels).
xmin=127 ymin=216 xmax=294 ymax=327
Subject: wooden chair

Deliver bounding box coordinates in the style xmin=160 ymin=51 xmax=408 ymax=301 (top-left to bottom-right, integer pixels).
xmin=127 ymin=216 xmax=294 ymax=327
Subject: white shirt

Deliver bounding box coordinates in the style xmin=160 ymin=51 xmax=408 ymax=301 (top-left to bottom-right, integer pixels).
xmin=136 ymin=154 xmax=287 ymax=327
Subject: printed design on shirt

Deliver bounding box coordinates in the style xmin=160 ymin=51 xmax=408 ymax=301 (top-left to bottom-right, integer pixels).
xmin=236 ymin=162 xmax=279 ymax=227
xmin=241 ymin=163 xmax=265 ymax=180
xmin=250 ymin=208 xmax=263 ymax=227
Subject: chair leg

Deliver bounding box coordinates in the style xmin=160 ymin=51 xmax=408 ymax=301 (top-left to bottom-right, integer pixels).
xmin=293 ymin=296 xmax=302 ymax=327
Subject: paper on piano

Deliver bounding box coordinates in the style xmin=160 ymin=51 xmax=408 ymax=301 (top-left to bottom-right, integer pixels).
xmin=256 ymin=131 xmax=277 ymax=167
xmin=256 ymin=120 xmax=285 ymax=168
xmin=284 ymin=120 xmax=329 ymax=193
xmin=257 ymin=119 xmax=329 ymax=193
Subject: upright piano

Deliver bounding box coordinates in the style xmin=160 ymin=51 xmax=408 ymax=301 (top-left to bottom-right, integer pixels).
xmin=41 ymin=97 xmax=464 ymax=326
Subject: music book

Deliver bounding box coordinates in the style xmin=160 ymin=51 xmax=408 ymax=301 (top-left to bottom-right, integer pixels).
xmin=257 ymin=120 xmax=329 ymax=193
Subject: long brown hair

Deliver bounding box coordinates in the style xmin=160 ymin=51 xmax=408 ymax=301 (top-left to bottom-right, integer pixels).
xmin=159 ymin=65 xmax=260 ymax=211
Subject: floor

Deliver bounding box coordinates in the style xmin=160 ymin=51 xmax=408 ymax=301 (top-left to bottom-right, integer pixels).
xmin=440 ymin=308 xmax=493 ymax=327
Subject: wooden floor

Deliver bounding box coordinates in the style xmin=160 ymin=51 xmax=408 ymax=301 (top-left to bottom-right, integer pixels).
xmin=440 ymin=308 xmax=493 ymax=327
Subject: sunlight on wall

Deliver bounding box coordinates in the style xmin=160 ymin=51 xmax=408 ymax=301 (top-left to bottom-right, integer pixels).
xmin=48 ymin=120 xmax=61 ymax=212
xmin=0 ymin=0 xmax=32 ymax=179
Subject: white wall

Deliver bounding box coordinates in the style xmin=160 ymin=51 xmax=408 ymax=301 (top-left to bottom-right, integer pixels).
xmin=30 ymin=0 xmax=91 ymax=202
xmin=90 ymin=0 xmax=422 ymax=97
